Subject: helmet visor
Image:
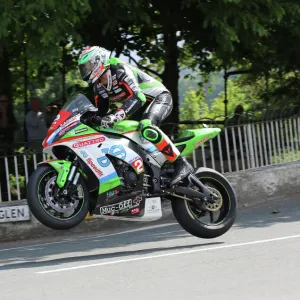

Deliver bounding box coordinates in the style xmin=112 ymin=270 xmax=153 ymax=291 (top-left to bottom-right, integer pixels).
xmin=79 ymin=61 xmax=94 ymax=80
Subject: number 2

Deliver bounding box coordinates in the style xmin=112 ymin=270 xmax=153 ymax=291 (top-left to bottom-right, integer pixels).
xmin=133 ymin=159 xmax=143 ymax=174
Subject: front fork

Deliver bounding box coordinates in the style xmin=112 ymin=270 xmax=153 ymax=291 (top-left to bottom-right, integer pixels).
xmin=59 ymin=157 xmax=81 ymax=197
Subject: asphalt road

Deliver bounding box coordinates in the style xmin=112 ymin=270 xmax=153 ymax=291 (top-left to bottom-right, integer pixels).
xmin=1 ymin=195 xmax=300 ymax=300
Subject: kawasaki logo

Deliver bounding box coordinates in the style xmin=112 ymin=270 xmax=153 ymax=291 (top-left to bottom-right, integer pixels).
xmin=72 ymin=136 xmax=106 ymax=148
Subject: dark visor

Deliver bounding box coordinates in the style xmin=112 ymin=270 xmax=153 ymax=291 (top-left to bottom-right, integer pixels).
xmin=79 ymin=61 xmax=94 ymax=80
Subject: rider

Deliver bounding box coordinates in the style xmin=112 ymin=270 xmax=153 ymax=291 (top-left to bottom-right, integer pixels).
xmin=77 ymin=46 xmax=193 ymax=186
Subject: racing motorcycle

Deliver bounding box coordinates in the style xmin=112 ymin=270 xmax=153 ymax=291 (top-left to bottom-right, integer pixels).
xmin=26 ymin=94 xmax=237 ymax=239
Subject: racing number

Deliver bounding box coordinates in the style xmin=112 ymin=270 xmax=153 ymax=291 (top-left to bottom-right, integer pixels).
xmin=132 ymin=158 xmax=144 ymax=174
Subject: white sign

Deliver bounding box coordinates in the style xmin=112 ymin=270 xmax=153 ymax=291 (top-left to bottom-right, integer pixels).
xmin=0 ymin=205 xmax=31 ymax=223
xmin=144 ymin=197 xmax=162 ymax=219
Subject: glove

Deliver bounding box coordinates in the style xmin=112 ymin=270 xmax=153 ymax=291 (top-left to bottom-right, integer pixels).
xmin=101 ymin=109 xmax=126 ymax=128
xmin=100 ymin=114 xmax=118 ymax=128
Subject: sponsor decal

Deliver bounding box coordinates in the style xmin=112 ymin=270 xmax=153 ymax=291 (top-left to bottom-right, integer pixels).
xmin=125 ymin=99 xmax=138 ymax=114
xmin=113 ymin=88 xmax=122 ymax=93
xmin=131 ymin=208 xmax=140 ymax=215
xmin=113 ymin=79 xmax=118 ymax=85
xmin=194 ymin=136 xmax=210 ymax=147
xmin=106 ymin=189 xmax=119 ymax=198
xmin=58 ymin=122 xmax=78 ymax=136
xmin=97 ymin=145 xmax=127 ymax=167
xmin=130 ymin=157 xmax=144 ymax=174
xmin=87 ymin=158 xmax=103 ymax=176
xmin=111 ymin=92 xmax=126 ymax=101
xmin=99 ymin=89 xmax=107 ymax=95
xmin=100 ymin=196 xmax=142 ymax=215
xmin=72 ymin=136 xmax=106 ymax=148
xmin=61 ymin=114 xmax=80 ymax=128
xmin=80 ymin=150 xmax=88 ymax=158
xmin=100 ymin=199 xmax=132 ymax=215
xmin=71 ymin=127 xmax=88 ymax=135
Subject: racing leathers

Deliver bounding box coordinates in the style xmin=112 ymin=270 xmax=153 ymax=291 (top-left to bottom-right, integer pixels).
xmin=87 ymin=57 xmax=193 ymax=186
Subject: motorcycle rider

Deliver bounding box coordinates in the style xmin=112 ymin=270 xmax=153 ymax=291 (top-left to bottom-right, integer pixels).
xmin=78 ymin=46 xmax=193 ymax=186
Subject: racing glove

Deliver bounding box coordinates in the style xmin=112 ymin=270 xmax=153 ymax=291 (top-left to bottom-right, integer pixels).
xmin=84 ymin=109 xmax=126 ymax=128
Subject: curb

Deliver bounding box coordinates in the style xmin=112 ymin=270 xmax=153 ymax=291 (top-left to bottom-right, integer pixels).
xmin=0 ymin=200 xmax=175 ymax=243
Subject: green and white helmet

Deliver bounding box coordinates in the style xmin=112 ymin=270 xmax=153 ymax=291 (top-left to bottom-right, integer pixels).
xmin=78 ymin=46 xmax=111 ymax=85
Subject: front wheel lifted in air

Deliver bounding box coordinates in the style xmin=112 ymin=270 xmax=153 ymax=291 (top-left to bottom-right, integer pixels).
xmin=26 ymin=164 xmax=90 ymax=230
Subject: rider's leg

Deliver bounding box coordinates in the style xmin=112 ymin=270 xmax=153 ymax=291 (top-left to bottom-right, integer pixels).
xmin=139 ymin=92 xmax=193 ymax=186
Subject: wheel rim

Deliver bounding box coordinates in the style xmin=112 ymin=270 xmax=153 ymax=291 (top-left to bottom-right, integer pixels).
xmin=37 ymin=170 xmax=85 ymax=221
xmin=185 ymin=177 xmax=231 ymax=226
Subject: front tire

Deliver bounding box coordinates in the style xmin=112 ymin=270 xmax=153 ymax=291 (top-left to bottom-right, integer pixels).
xmin=27 ymin=164 xmax=90 ymax=230
xmin=171 ymin=168 xmax=237 ymax=239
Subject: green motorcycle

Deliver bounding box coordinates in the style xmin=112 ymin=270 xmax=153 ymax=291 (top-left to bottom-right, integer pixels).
xmin=27 ymin=94 xmax=237 ymax=239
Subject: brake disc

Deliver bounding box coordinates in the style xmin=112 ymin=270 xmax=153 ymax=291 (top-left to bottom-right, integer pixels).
xmin=203 ymin=186 xmax=223 ymax=211
xmin=44 ymin=176 xmax=81 ymax=213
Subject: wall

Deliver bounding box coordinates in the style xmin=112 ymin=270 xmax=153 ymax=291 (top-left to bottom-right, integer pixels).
xmin=226 ymin=161 xmax=300 ymax=207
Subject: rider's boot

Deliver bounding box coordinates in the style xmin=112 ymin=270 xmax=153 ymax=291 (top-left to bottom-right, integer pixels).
xmin=169 ymin=156 xmax=194 ymax=186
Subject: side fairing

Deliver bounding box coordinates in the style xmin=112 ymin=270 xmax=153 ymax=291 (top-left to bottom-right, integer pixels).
xmin=48 ymin=133 xmax=145 ymax=194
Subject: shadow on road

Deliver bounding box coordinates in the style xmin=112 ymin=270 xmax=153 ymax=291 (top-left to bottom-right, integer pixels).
xmin=0 ymin=241 xmax=223 ymax=271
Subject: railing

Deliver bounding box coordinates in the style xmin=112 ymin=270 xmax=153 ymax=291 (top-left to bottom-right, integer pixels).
xmin=1 ymin=116 xmax=300 ymax=202
xmin=183 ymin=117 xmax=300 ymax=173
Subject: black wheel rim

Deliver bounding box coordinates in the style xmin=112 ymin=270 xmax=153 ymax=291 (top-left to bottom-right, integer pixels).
xmin=185 ymin=176 xmax=231 ymax=226
xmin=37 ymin=170 xmax=85 ymax=221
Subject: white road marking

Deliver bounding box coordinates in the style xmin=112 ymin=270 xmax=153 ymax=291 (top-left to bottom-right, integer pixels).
xmin=0 ymin=223 xmax=178 ymax=253
xmin=19 ymin=248 xmax=44 ymax=251
xmin=36 ymin=233 xmax=300 ymax=274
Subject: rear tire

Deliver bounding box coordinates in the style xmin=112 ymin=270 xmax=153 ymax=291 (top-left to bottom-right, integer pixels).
xmin=171 ymin=168 xmax=237 ymax=239
xmin=27 ymin=164 xmax=90 ymax=230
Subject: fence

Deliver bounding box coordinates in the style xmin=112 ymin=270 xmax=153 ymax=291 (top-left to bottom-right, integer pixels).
xmin=1 ymin=116 xmax=300 ymax=202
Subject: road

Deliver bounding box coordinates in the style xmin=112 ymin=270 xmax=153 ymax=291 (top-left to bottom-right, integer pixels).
xmin=1 ymin=196 xmax=300 ymax=300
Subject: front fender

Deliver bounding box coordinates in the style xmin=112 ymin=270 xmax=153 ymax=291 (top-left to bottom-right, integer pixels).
xmin=38 ymin=160 xmax=72 ymax=188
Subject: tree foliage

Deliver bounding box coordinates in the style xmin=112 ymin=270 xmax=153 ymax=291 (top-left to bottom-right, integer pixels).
xmin=1 ymin=0 xmax=300 ymax=127
xmin=179 ymin=87 xmax=209 ymax=121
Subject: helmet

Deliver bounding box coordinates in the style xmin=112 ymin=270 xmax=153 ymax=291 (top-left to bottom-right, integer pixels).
xmin=78 ymin=46 xmax=111 ymax=85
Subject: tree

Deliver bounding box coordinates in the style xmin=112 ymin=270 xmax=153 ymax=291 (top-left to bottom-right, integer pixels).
xmin=180 ymin=87 xmax=209 ymax=122
xmin=0 ymin=0 xmax=91 ymax=103
xmin=209 ymin=77 xmax=261 ymax=119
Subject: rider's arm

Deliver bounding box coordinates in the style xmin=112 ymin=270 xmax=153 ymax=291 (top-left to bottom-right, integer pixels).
xmin=93 ymin=84 xmax=110 ymax=117
xmin=115 ymin=64 xmax=146 ymax=119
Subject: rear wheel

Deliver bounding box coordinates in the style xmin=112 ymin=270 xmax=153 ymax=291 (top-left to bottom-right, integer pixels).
xmin=171 ymin=168 xmax=236 ymax=239
xmin=27 ymin=164 xmax=90 ymax=230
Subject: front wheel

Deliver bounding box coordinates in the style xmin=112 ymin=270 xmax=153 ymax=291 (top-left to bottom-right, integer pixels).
xmin=27 ymin=164 xmax=90 ymax=230
xmin=171 ymin=168 xmax=237 ymax=239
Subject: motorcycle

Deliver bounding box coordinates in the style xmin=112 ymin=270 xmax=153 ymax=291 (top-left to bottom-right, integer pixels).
xmin=27 ymin=94 xmax=237 ymax=239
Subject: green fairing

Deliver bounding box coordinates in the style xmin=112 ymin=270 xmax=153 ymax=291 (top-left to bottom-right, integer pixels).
xmin=175 ymin=128 xmax=221 ymax=156
xmin=113 ymin=120 xmax=139 ymax=132
xmin=99 ymin=177 xmax=121 ymax=194
xmin=96 ymin=120 xmax=139 ymax=134
xmin=48 ymin=160 xmax=72 ymax=188
xmin=61 ymin=124 xmax=97 ymax=139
